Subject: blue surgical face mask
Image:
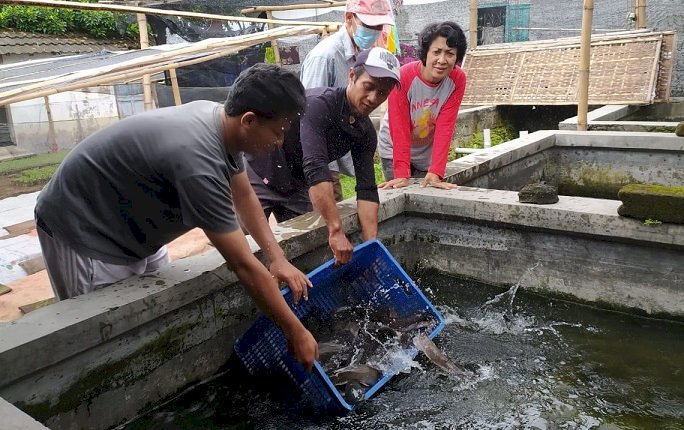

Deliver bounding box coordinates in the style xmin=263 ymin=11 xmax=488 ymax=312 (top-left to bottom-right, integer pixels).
xmin=353 ymin=25 xmax=381 ymax=50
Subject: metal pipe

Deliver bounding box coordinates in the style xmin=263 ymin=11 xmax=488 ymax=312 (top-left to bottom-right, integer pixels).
xmin=454 ymin=147 xmax=482 ymax=154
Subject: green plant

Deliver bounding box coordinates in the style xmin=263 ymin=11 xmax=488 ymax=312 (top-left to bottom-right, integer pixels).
xmin=464 ymin=125 xmax=517 ymax=149
xmin=0 ymin=3 xmax=139 ymax=41
xmin=644 ymin=218 xmax=662 ymax=226
xmin=339 ymin=163 xmax=385 ymax=200
xmin=12 ymin=165 xmax=59 ymax=185
xmin=264 ymin=47 xmax=276 ymax=64
xmin=0 ymin=150 xmax=69 ymax=175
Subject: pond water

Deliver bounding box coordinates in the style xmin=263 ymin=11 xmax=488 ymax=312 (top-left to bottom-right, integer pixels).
xmin=121 ymin=271 xmax=684 ymax=430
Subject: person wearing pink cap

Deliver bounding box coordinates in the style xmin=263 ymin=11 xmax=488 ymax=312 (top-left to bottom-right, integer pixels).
xmin=300 ymin=0 xmax=395 ymax=201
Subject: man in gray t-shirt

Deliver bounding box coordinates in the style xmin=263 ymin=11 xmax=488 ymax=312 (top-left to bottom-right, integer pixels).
xmin=34 ymin=64 xmax=319 ymax=372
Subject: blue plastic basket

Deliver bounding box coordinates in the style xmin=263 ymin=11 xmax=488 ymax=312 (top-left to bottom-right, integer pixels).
xmin=233 ymin=239 xmax=445 ymax=414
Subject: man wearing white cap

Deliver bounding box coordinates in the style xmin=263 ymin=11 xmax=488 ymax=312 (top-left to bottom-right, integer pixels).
xmin=246 ymin=47 xmax=400 ymax=265
xmin=300 ymin=0 xmax=396 ymax=201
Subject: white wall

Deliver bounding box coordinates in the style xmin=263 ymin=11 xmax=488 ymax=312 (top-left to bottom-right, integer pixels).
xmin=10 ymin=90 xmax=119 ymax=154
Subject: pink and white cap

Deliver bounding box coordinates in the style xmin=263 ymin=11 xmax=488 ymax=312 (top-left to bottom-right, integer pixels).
xmin=346 ymin=0 xmax=395 ymax=27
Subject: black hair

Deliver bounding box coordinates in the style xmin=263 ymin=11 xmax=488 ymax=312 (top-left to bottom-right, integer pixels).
xmin=224 ymin=63 xmax=306 ymax=119
xmin=418 ymin=21 xmax=468 ymax=67
xmin=352 ymin=64 xmax=366 ymax=80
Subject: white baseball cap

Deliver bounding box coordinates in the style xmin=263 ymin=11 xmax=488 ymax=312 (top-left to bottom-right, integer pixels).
xmin=354 ymin=47 xmax=400 ymax=85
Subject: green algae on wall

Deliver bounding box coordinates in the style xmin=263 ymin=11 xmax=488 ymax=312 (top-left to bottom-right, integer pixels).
xmin=15 ymin=320 xmax=202 ymax=422
xmin=557 ymin=163 xmax=637 ymax=200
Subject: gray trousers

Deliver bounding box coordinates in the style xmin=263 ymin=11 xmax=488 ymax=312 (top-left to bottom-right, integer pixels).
xmin=328 ymin=151 xmax=355 ymax=177
xmin=36 ymin=216 xmax=169 ymax=300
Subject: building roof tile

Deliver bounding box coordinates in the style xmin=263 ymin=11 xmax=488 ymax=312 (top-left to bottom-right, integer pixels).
xmin=0 ymin=30 xmax=133 ymax=56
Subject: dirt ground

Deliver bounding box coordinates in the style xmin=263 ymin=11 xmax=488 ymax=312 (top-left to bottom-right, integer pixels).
xmin=0 ymin=174 xmax=46 ymax=200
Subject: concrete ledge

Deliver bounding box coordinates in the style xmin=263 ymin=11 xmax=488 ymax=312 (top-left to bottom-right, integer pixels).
xmin=559 ymin=101 xmax=682 ymax=132
xmin=445 ymin=129 xmax=557 ymax=184
xmin=553 ymin=130 xmax=684 ymax=150
xmin=403 ymin=186 xmax=684 ymax=248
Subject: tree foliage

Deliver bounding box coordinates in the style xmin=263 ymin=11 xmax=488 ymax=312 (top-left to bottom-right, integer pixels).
xmin=0 ymin=1 xmax=141 ymax=40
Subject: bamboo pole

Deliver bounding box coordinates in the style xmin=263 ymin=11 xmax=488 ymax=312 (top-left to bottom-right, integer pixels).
xmin=169 ymin=68 xmax=182 ymax=106
xmin=43 ymin=96 xmax=57 ymax=152
xmin=635 ymin=0 xmax=646 ymax=29
xmin=136 ymin=13 xmax=154 ymax=111
xmin=0 ymin=25 xmax=322 ymax=106
xmin=577 ymin=0 xmax=594 ymax=131
xmin=0 ymin=0 xmax=342 ymax=29
xmin=0 ymin=26 xmax=319 ymax=100
xmin=469 ymin=0 xmax=477 ymax=50
xmin=241 ymin=2 xmax=345 ymax=14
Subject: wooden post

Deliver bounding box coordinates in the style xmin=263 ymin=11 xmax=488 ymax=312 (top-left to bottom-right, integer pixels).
xmin=43 ymin=96 xmax=58 ymax=152
xmin=635 ymin=0 xmax=646 ymax=29
xmin=577 ymin=0 xmax=593 ymax=132
xmin=169 ymin=68 xmax=182 ymax=106
xmin=266 ymin=10 xmax=281 ymax=65
xmin=469 ymin=0 xmax=478 ymax=50
xmin=136 ymin=12 xmax=154 ymax=111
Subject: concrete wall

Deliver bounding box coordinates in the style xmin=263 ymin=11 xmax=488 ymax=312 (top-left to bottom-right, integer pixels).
xmin=452 ymin=105 xmax=505 ymax=143
xmin=460 ymin=131 xmax=684 ymax=198
xmin=381 ymin=191 xmax=684 ymax=318
xmin=10 ymin=90 xmax=122 ymax=154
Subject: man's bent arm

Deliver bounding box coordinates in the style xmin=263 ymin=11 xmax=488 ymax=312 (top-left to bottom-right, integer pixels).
xmin=204 ymin=228 xmax=318 ymax=370
xmin=357 ymin=199 xmax=379 ymax=241
xmin=309 ymin=181 xmax=353 ymax=265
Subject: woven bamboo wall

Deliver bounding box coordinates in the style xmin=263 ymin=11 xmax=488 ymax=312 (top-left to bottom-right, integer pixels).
xmin=462 ymin=30 xmax=676 ymax=105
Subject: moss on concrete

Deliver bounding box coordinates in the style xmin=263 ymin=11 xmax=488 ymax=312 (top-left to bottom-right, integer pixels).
xmin=675 ymin=121 xmax=684 ymax=137
xmin=16 ymin=320 xmax=200 ymax=421
xmin=558 ymin=164 xmax=637 ymax=199
xmin=617 ymin=183 xmax=684 ymax=224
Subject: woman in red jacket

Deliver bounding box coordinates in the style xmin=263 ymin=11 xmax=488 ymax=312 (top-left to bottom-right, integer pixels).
xmin=377 ymin=21 xmax=467 ymax=190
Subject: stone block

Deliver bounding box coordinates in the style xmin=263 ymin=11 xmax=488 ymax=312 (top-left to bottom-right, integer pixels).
xmin=676 ymin=121 xmax=684 ymax=137
xmin=617 ymin=183 xmax=684 ymax=224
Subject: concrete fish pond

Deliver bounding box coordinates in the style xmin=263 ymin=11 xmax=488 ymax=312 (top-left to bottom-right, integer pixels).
xmin=1 ymin=130 xmax=682 ymax=430
xmin=233 ymin=240 xmax=452 ymax=413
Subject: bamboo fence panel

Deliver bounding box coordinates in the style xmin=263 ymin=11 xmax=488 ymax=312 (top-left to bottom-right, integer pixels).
xmin=462 ymin=30 xmax=676 ymax=106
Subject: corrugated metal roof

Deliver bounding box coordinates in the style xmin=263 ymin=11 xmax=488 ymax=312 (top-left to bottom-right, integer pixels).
xmin=0 ymin=30 xmax=134 ymax=56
